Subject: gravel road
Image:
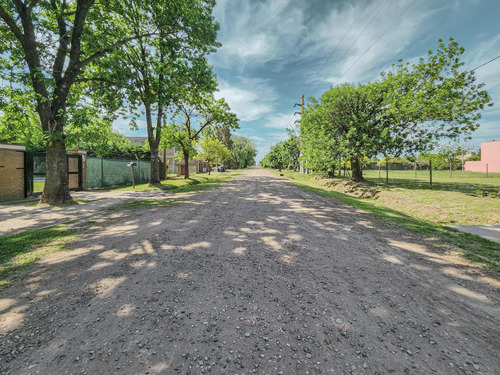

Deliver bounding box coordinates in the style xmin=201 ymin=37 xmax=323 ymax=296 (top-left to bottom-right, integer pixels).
xmin=1 ymin=168 xmax=499 ymax=375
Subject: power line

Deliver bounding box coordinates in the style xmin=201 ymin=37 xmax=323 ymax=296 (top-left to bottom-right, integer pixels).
xmin=304 ymin=0 xmax=370 ymax=94
xmin=468 ymin=55 xmax=500 ymax=72
xmin=333 ymin=0 xmax=416 ymax=86
xmin=319 ymin=0 xmax=391 ymax=89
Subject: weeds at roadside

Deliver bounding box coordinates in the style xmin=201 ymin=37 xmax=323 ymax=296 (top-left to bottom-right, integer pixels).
xmin=0 ymin=225 xmax=77 ymax=290
xmin=108 ymin=199 xmax=178 ymax=211
xmin=274 ymin=171 xmax=500 ymax=276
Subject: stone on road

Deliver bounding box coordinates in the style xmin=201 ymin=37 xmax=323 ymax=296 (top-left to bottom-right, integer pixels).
xmin=1 ymin=168 xmax=499 ymax=374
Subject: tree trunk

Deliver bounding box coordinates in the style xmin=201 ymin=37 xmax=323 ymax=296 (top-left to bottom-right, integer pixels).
xmin=350 ymin=157 xmax=364 ymax=181
xmin=40 ymin=139 xmax=72 ymax=205
xmin=184 ymin=151 xmax=190 ymax=179
xmin=149 ymin=146 xmax=160 ymax=185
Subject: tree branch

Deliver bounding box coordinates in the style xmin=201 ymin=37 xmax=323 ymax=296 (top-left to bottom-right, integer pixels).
xmin=51 ymin=0 xmax=70 ymax=82
xmin=77 ymin=31 xmax=159 ymax=70
xmin=74 ymin=77 xmax=118 ymax=85
xmin=0 ymin=4 xmax=25 ymax=41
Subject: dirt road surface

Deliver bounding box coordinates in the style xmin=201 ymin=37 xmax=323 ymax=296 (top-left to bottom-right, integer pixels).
xmin=1 ymin=168 xmax=499 ymax=374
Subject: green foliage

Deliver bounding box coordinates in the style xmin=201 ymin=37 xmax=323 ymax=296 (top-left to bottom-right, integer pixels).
xmin=0 ymin=87 xmax=44 ymax=151
xmin=165 ymin=95 xmax=239 ymax=177
xmin=228 ymin=135 xmax=257 ymax=169
xmin=197 ymin=137 xmax=230 ymax=171
xmin=293 ymin=38 xmax=493 ymax=181
xmin=0 ymin=225 xmax=76 ymax=288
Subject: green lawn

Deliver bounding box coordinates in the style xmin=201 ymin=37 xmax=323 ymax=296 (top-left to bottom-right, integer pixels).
xmin=0 ymin=225 xmax=77 ymax=289
xmin=99 ymin=171 xmax=241 ymax=192
xmin=272 ymin=169 xmax=500 ymax=275
xmin=34 ymin=181 xmax=44 ymax=192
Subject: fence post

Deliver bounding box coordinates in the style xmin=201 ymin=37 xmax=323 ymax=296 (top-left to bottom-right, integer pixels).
xmin=100 ymin=158 xmax=104 ymax=187
xmin=385 ymin=159 xmax=389 ymax=184
xmin=486 ymin=163 xmax=488 ymax=178
xmin=429 ymin=158 xmax=433 ymax=189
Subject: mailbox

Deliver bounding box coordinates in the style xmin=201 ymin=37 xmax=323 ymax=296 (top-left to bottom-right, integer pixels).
xmin=127 ymin=162 xmax=137 ymax=168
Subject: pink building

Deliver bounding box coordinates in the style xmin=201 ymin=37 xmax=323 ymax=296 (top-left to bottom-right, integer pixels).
xmin=464 ymin=141 xmax=500 ymax=173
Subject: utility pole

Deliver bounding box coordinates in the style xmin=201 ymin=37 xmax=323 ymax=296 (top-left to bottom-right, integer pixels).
xmin=295 ymin=95 xmax=305 ymax=173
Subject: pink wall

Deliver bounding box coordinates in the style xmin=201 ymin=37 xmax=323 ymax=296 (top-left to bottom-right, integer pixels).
xmin=464 ymin=141 xmax=500 ymax=173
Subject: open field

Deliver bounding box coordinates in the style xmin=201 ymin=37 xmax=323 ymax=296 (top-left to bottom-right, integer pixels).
xmin=294 ymin=169 xmax=500 ymax=225
xmin=272 ymin=169 xmax=500 ymax=274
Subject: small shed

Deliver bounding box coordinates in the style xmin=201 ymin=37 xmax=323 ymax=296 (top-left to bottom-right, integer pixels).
xmin=0 ymin=144 xmax=26 ymax=202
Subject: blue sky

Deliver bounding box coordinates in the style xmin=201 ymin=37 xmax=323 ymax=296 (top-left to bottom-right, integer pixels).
xmin=115 ymin=0 xmax=500 ymax=162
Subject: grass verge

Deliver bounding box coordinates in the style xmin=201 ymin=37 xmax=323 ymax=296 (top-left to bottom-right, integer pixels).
xmin=108 ymin=172 xmax=240 ymax=211
xmin=273 ymin=170 xmax=500 ymax=275
xmin=101 ymin=171 xmax=241 ymax=192
xmin=108 ymin=199 xmax=178 ymax=211
xmin=0 ymin=225 xmax=77 ymax=289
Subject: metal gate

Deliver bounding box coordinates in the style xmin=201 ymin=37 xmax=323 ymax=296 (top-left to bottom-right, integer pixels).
xmin=25 ymin=152 xmax=83 ymax=197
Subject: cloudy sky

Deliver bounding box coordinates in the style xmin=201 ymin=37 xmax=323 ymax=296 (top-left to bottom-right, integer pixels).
xmin=117 ymin=0 xmax=500 ymax=162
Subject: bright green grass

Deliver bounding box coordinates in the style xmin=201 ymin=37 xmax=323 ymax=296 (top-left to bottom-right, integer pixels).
xmin=33 ymin=181 xmax=44 ymax=192
xmin=101 ymin=171 xmax=241 ymax=192
xmin=363 ymin=169 xmax=500 ymax=195
xmin=0 ymin=225 xmax=77 ymax=289
xmin=273 ymin=170 xmax=500 ymax=275
xmin=108 ymin=199 xmax=178 ymax=211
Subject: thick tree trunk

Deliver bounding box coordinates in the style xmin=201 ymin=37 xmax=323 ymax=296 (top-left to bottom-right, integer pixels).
xmin=149 ymin=146 xmax=160 ymax=185
xmin=184 ymin=152 xmax=190 ymax=179
xmin=350 ymin=157 xmax=364 ymax=182
xmin=40 ymin=139 xmax=72 ymax=205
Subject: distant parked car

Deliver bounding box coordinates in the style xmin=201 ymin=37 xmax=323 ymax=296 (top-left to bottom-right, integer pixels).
xmin=210 ymin=166 xmax=228 ymax=172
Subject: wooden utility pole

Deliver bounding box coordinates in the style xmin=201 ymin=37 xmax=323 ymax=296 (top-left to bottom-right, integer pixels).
xmin=295 ymin=95 xmax=305 ymax=173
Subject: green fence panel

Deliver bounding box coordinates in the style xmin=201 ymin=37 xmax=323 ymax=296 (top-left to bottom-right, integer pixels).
xmin=86 ymin=158 xmax=151 ymax=188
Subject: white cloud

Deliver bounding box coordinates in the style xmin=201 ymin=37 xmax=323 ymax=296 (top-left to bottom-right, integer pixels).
xmin=112 ymin=118 xmax=147 ymax=136
xmin=215 ymin=78 xmax=278 ymax=122
xmin=263 ymin=113 xmax=299 ymax=129
xmin=212 ymin=0 xmax=306 ymax=69
xmin=308 ymin=0 xmax=438 ymax=84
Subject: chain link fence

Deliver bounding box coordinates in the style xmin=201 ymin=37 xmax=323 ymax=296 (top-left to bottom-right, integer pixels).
xmin=86 ymin=158 xmax=152 ymax=188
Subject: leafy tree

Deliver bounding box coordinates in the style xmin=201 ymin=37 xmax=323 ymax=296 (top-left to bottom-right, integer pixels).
xmin=83 ymin=0 xmax=220 ymax=185
xmin=229 ymin=135 xmax=257 ymax=169
xmin=260 ymin=143 xmax=284 ymax=169
xmin=0 ymin=87 xmax=44 ymax=150
xmin=300 ymin=98 xmax=340 ymax=175
xmin=299 ymin=38 xmax=492 ymax=182
xmin=381 ymin=38 xmax=493 ymax=156
xmin=0 ymin=0 xmax=169 ymax=204
xmin=316 ymin=82 xmax=388 ymax=181
xmin=197 ymin=137 xmax=230 ymax=174
xmin=166 ymin=95 xmax=238 ymax=178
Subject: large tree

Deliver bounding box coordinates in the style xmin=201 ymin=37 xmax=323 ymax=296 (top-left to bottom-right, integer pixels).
xmin=229 ymin=135 xmax=257 ymax=169
xmin=197 ymin=137 xmax=230 ymax=174
xmin=84 ymin=0 xmax=220 ymax=185
xmin=0 ymin=0 xmax=161 ymax=204
xmin=299 ymin=38 xmax=492 ymax=182
xmin=166 ymin=95 xmax=238 ymax=179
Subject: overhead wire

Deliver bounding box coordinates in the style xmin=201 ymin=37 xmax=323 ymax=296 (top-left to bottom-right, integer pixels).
xmin=333 ymin=0 xmax=416 ymax=86
xmin=284 ymin=0 xmax=375 ymax=129
xmin=468 ymin=55 xmax=500 ymax=72
xmin=318 ymin=0 xmax=391 ymax=90
xmin=304 ymin=0 xmax=370 ymax=95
